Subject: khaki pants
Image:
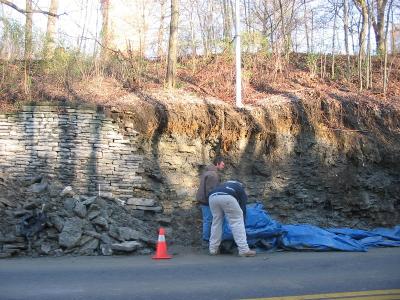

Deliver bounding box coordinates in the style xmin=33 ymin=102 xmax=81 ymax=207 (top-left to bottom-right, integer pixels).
xmin=208 ymin=194 xmax=250 ymax=254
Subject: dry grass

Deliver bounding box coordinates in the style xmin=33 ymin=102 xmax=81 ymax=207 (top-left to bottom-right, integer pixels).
xmin=0 ymin=52 xmax=399 ymax=113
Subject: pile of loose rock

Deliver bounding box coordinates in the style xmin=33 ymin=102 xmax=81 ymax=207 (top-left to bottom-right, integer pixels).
xmin=0 ymin=173 xmax=172 ymax=258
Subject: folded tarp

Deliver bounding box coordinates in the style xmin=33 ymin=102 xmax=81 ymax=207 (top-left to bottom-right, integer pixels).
xmin=202 ymin=203 xmax=400 ymax=252
xmin=327 ymin=226 xmax=400 ymax=248
xmin=218 ymin=203 xmax=282 ymax=248
xmin=280 ymin=224 xmax=366 ymax=252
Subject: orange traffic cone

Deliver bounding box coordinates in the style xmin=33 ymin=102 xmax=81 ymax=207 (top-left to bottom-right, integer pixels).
xmin=152 ymin=227 xmax=172 ymax=259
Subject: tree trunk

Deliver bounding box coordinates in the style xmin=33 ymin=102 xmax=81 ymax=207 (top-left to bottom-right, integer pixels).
xmin=24 ymin=0 xmax=33 ymax=97
xmin=354 ymin=0 xmax=368 ymax=90
xmin=157 ymin=0 xmax=166 ymax=59
xmin=303 ymin=0 xmax=310 ymax=53
xmin=139 ymin=0 xmax=148 ymax=57
xmin=78 ymin=0 xmax=89 ymax=52
xmin=197 ymin=3 xmax=208 ymax=57
xmin=100 ymin=0 xmax=110 ymax=62
xmin=277 ymin=0 xmax=286 ymax=55
xmin=390 ymin=9 xmax=396 ymax=55
xmin=343 ymin=0 xmax=351 ymax=73
xmin=371 ymin=0 xmax=388 ymax=56
xmin=331 ymin=1 xmax=338 ymax=79
xmin=24 ymin=0 xmax=33 ymax=61
xmin=366 ymin=1 xmax=372 ymax=89
xmin=166 ymin=0 xmax=179 ymax=88
xmin=43 ymin=0 xmax=59 ymax=59
xmin=311 ymin=9 xmax=314 ymax=52
xmin=222 ymin=0 xmax=232 ymax=41
xmin=383 ymin=0 xmax=394 ymax=95
xmin=189 ymin=5 xmax=197 ymax=73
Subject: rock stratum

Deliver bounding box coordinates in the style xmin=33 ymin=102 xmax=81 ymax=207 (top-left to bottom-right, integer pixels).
xmin=0 ymin=89 xmax=399 ymax=257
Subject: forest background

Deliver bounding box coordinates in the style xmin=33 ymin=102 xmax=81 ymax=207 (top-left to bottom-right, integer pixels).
xmin=0 ymin=0 xmax=399 ymax=109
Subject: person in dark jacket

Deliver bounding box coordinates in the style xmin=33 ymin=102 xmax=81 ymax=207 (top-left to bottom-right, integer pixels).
xmin=207 ymin=180 xmax=256 ymax=257
xmin=196 ymin=157 xmax=225 ymax=241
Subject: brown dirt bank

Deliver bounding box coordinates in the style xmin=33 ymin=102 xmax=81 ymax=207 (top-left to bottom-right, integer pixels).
xmin=1 ymin=76 xmax=400 ymax=255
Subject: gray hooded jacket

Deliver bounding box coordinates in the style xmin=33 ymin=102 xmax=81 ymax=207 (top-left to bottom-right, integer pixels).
xmin=196 ymin=164 xmax=221 ymax=205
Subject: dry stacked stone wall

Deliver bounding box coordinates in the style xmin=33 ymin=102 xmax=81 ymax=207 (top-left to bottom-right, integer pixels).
xmin=0 ymin=106 xmax=144 ymax=201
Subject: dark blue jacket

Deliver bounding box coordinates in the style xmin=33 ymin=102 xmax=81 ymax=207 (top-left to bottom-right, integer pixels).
xmin=208 ymin=181 xmax=248 ymax=219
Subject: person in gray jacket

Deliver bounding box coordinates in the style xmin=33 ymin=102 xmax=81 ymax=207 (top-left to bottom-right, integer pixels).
xmin=207 ymin=180 xmax=256 ymax=257
xmin=196 ymin=157 xmax=225 ymax=241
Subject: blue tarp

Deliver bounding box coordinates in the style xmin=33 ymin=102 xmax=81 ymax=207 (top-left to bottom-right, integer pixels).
xmin=202 ymin=203 xmax=400 ymax=252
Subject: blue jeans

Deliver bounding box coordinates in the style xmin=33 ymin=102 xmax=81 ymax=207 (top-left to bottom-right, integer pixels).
xmin=201 ymin=205 xmax=212 ymax=241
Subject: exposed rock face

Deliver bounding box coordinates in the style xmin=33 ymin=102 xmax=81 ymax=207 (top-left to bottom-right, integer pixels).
xmin=59 ymin=217 xmax=83 ymax=249
xmin=0 ymin=177 xmax=161 ymax=258
xmin=0 ymin=95 xmax=399 ymax=257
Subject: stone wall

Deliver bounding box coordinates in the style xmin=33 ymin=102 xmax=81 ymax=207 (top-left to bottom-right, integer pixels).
xmin=0 ymin=106 xmax=143 ymax=201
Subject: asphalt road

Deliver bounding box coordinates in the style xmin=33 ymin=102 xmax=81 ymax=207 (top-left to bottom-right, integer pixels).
xmin=0 ymin=247 xmax=399 ymax=300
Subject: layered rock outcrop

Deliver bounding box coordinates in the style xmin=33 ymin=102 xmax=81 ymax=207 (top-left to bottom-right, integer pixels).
xmin=0 ymin=93 xmax=399 ymax=257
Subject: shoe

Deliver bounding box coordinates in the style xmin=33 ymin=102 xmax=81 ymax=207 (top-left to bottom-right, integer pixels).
xmin=209 ymin=249 xmax=219 ymax=256
xmin=238 ymin=250 xmax=256 ymax=257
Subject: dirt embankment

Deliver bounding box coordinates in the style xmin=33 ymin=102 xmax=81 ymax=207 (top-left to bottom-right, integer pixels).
xmin=9 ymin=75 xmax=400 ymax=228
xmin=1 ymin=73 xmax=400 ymax=256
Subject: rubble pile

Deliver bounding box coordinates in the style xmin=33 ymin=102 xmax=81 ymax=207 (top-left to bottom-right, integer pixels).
xmin=0 ymin=173 xmax=169 ymax=258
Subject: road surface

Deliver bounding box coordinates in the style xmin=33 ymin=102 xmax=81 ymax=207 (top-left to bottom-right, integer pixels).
xmin=0 ymin=247 xmax=399 ymax=300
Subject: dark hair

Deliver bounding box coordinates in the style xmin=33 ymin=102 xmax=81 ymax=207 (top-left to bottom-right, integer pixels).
xmin=227 ymin=180 xmax=245 ymax=188
xmin=213 ymin=156 xmax=224 ymax=165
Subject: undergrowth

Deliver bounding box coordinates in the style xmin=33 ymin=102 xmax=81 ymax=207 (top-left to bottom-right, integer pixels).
xmin=0 ymin=48 xmax=399 ymax=111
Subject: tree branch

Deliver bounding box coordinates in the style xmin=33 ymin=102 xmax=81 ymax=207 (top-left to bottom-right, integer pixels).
xmin=0 ymin=0 xmax=65 ymax=17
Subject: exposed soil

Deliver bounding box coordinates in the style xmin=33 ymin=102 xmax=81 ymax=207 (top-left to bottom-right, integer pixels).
xmin=0 ymin=53 xmax=399 ymax=257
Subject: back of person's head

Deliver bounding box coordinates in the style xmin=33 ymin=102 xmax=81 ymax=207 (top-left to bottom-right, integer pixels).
xmin=212 ymin=156 xmax=225 ymax=170
xmin=213 ymin=156 xmax=224 ymax=166
xmin=225 ymin=180 xmax=245 ymax=189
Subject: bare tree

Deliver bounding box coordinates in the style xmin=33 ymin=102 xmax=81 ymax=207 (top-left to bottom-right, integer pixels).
xmin=43 ymin=0 xmax=59 ymax=59
xmin=383 ymin=0 xmax=394 ymax=95
xmin=0 ymin=0 xmax=59 ymax=16
xmin=303 ymin=0 xmax=310 ymax=52
xmin=100 ymin=0 xmax=110 ymax=62
xmin=24 ymin=0 xmax=32 ymax=61
xmin=78 ymin=0 xmax=90 ymax=53
xmin=222 ymin=0 xmax=233 ymax=41
xmin=196 ymin=1 xmax=209 ymax=56
xmin=0 ymin=0 xmax=62 ymax=60
xmin=166 ymin=0 xmax=179 ymax=88
xmin=157 ymin=0 xmax=167 ymax=58
xmin=366 ymin=0 xmax=372 ymax=88
xmin=371 ymin=0 xmax=388 ymax=55
xmin=330 ymin=0 xmax=339 ymax=79
xmin=252 ymin=0 xmax=276 ymax=52
xmin=343 ymin=0 xmax=351 ymax=72
xmin=354 ymin=0 xmax=369 ymax=90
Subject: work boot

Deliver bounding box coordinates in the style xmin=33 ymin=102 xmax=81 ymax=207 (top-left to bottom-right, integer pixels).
xmin=209 ymin=249 xmax=219 ymax=256
xmin=238 ymin=250 xmax=256 ymax=257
